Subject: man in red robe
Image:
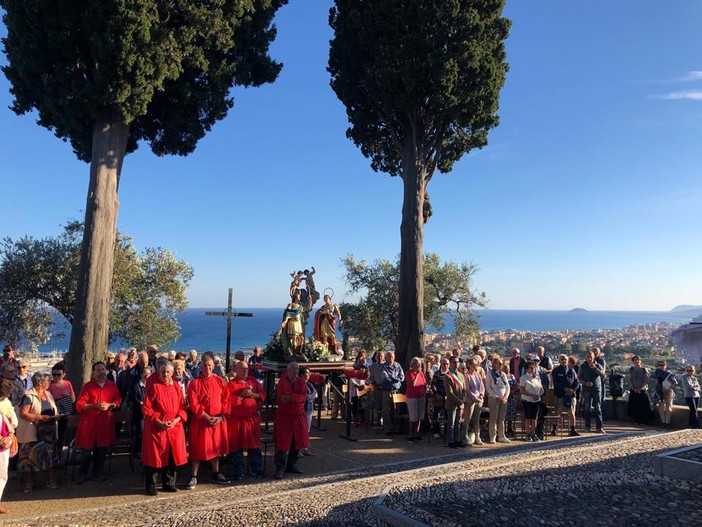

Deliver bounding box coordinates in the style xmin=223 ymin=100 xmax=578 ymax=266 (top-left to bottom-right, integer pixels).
xmin=75 ymin=362 xmax=122 ymax=482
xmin=226 ymin=361 xmax=266 ymax=479
xmin=186 ymin=352 xmax=230 ymax=489
xmin=274 ymin=362 xmax=309 ymax=479
xmin=142 ymin=362 xmax=187 ymax=495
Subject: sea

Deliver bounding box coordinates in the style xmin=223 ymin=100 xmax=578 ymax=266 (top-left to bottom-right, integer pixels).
xmin=35 ymin=308 xmax=693 ymax=355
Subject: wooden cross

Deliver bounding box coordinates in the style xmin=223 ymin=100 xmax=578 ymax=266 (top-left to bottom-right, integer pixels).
xmin=205 ymin=288 xmax=253 ymax=372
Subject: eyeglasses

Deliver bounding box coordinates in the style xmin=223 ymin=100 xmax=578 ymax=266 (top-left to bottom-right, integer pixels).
xmin=52 ymin=372 xmax=62 ymax=377
xmin=19 ymin=366 xmax=28 ymax=369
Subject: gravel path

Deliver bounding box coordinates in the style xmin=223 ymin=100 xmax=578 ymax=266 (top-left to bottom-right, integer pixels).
xmin=3 ymin=429 xmax=699 ymax=527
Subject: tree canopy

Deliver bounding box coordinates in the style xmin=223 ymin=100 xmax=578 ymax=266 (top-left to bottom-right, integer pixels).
xmin=0 ymin=220 xmax=193 ymax=351
xmin=1 ymin=0 xmax=288 ymax=161
xmin=341 ymin=253 xmax=486 ymax=359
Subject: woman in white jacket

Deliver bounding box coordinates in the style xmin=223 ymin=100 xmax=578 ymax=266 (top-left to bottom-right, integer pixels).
xmin=519 ymin=361 xmax=544 ymax=442
xmin=485 ymin=356 xmax=511 ymax=443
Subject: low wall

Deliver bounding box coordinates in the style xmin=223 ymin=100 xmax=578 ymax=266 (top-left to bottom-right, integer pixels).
xmin=607 ymin=398 xmax=698 ymax=428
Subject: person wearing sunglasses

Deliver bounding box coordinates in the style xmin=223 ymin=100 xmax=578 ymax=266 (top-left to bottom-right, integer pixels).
xmin=15 ymin=361 xmax=32 ymax=392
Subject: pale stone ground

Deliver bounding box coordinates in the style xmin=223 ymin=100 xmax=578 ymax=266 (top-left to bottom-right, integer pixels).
xmin=1 ymin=418 xmax=698 ymax=527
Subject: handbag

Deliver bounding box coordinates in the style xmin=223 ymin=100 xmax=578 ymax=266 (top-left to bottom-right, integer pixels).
xmin=662 ymin=374 xmax=674 ymax=392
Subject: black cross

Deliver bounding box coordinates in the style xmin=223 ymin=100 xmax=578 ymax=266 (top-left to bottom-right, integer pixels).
xmin=205 ymin=288 xmax=253 ymax=372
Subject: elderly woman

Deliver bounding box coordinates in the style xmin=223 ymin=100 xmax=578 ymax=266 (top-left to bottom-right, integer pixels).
xmin=172 ymin=360 xmax=190 ymax=399
xmin=463 ymin=357 xmax=485 ymax=446
xmin=142 ymin=363 xmax=187 ymax=495
xmin=486 ymin=356 xmax=511 ymax=444
xmin=627 ymin=355 xmax=652 ymax=425
xmin=405 ymin=357 xmax=427 ymax=442
xmin=0 ymin=378 xmax=18 ymax=513
xmin=17 ymin=372 xmax=59 ymax=492
xmin=519 ymin=361 xmax=544 ymax=442
xmin=682 ymin=365 xmax=700 ymax=429
xmin=651 ymin=359 xmax=678 ymax=428
xmin=48 ymin=362 xmax=75 ymax=448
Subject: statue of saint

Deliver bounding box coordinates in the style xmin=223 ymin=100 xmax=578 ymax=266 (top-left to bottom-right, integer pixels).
xmin=279 ymin=294 xmax=305 ymax=357
xmin=313 ymin=294 xmax=342 ymax=355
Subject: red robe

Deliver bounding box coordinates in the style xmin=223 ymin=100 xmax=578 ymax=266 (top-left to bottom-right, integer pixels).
xmin=142 ymin=380 xmax=188 ymax=468
xmin=274 ymin=374 xmax=309 ymax=450
xmin=186 ymin=374 xmax=229 ymax=461
xmin=75 ymin=380 xmax=122 ymax=449
xmin=226 ymin=377 xmax=266 ymax=451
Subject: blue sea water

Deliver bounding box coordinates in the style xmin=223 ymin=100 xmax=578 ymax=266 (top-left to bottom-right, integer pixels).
xmin=36 ymin=307 xmax=692 ymax=355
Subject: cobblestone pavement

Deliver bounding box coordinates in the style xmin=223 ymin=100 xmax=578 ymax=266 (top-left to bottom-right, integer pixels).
xmin=1 ymin=422 xmax=698 ymax=527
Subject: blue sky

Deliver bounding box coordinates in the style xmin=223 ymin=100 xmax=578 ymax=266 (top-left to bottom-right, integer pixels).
xmin=1 ymin=1 xmax=701 ymax=312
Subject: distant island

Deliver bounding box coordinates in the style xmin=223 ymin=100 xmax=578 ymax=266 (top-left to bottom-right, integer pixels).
xmin=570 ymin=308 xmax=588 ymax=313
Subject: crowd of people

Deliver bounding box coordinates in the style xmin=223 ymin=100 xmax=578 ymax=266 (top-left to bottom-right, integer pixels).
xmin=0 ymin=340 xmax=698 ymax=515
xmin=0 ymin=343 xmax=314 ymax=513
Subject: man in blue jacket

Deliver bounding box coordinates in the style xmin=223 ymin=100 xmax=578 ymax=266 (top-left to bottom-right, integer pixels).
xmin=552 ymin=354 xmax=580 ymax=436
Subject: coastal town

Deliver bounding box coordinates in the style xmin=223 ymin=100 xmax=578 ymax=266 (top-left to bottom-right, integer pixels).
xmin=426 ymin=321 xmax=688 ymax=369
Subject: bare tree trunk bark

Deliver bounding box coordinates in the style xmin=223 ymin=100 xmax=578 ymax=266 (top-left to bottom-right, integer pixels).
xmin=67 ymin=116 xmax=129 ymax=390
xmin=396 ymin=140 xmax=425 ymax=369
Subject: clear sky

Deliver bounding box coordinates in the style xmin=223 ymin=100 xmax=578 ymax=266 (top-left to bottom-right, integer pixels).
xmin=1 ymin=1 xmax=701 ymax=312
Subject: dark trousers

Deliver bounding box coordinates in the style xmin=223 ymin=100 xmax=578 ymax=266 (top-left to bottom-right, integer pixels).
xmin=233 ymin=448 xmax=263 ymax=477
xmin=145 ymin=450 xmax=178 ymax=490
xmin=685 ymin=397 xmax=700 ymax=428
xmin=582 ymin=390 xmax=603 ymax=430
xmin=275 ymin=438 xmax=299 ymax=471
xmin=79 ymin=446 xmax=107 ymax=476
xmin=535 ymin=402 xmax=548 ymax=435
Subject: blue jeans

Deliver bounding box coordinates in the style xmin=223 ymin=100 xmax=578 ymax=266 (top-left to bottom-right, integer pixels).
xmin=232 ymin=448 xmax=263 ymax=478
xmin=446 ymin=407 xmax=462 ymax=444
xmin=582 ymin=390 xmax=602 ymax=430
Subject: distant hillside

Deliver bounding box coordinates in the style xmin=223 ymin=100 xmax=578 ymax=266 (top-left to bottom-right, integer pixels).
xmin=670 ymin=305 xmax=702 ymax=313
xmin=570 ymin=308 xmax=588 ymax=313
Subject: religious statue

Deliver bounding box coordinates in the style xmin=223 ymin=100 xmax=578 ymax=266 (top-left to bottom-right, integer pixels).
xmin=313 ymin=294 xmax=342 ymax=355
xmin=302 ymin=267 xmax=320 ymax=306
xmin=279 ymin=293 xmax=306 ymax=357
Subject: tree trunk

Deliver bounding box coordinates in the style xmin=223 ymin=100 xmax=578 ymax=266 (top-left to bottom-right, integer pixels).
xmin=396 ymin=138 xmax=426 ymax=369
xmin=67 ymin=116 xmax=129 ymax=390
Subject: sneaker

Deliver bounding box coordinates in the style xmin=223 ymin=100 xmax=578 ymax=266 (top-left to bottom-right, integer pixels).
xmin=497 ymin=437 xmax=511 ymax=443
xmin=596 ymin=428 xmax=606 ymax=434
xmin=186 ymin=477 xmax=197 ymax=490
xmin=433 ymin=433 xmax=441 ymax=439
xmin=473 ymin=438 xmax=483 ymax=446
xmin=536 ymin=432 xmax=545 ymax=441
xmin=211 ymin=472 xmax=231 ymax=485
xmin=146 ymin=484 xmax=158 ymax=496
xmin=568 ymin=429 xmax=581 ymax=437
xmin=274 ymin=468 xmax=284 ymax=480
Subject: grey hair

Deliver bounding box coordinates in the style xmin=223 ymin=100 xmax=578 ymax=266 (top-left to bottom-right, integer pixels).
xmin=31 ymin=371 xmax=49 ymax=387
xmin=410 ymin=357 xmax=422 ymax=366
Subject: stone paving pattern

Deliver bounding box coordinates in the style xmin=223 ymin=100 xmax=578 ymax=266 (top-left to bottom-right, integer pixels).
xmin=1 ymin=421 xmax=699 ymax=527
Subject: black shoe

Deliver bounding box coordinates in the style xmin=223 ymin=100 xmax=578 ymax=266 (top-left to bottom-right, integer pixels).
xmin=448 ymin=442 xmax=457 ymax=449
xmin=211 ymin=472 xmax=231 ymax=485
xmin=285 ymin=466 xmax=303 ymax=474
xmin=414 ymin=436 xmax=424 ymax=442
xmin=233 ymin=473 xmax=244 ymax=481
xmin=146 ymin=485 xmax=158 ymax=496
xmin=457 ymin=442 xmax=467 ymax=448
xmin=162 ymin=484 xmax=178 ymax=492
xmin=568 ymin=429 xmax=580 ymax=437
xmin=274 ymin=468 xmax=284 ymax=480
xmin=536 ymin=432 xmax=545 ymax=441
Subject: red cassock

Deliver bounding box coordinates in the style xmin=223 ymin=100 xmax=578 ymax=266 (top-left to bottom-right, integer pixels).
xmin=75 ymin=380 xmax=123 ymax=449
xmin=274 ymin=374 xmax=309 ymax=451
xmin=226 ymin=377 xmax=266 ymax=451
xmin=141 ymin=380 xmax=188 ymax=468
xmin=186 ymin=374 xmax=230 ymax=461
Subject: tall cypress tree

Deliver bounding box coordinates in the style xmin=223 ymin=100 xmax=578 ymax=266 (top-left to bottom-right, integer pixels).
xmin=328 ymin=0 xmax=509 ymax=366
xmin=1 ymin=0 xmax=287 ymax=386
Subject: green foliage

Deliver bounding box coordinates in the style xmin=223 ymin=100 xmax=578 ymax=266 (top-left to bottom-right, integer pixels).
xmin=264 ymin=333 xmax=286 ymax=362
xmin=341 ymin=253 xmax=486 ymax=353
xmin=1 ymin=0 xmax=288 ymax=161
xmin=0 ymin=220 xmax=193 ymax=349
xmin=328 ymin=0 xmax=510 ymax=177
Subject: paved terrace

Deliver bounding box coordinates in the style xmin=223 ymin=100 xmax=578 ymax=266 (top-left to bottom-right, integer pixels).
xmin=2 ymin=419 xmax=700 ymax=527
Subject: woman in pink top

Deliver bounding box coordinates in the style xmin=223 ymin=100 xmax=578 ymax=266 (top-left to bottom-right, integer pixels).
xmin=48 ymin=363 xmax=75 ymax=448
xmin=405 ymin=357 xmax=427 ymax=442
